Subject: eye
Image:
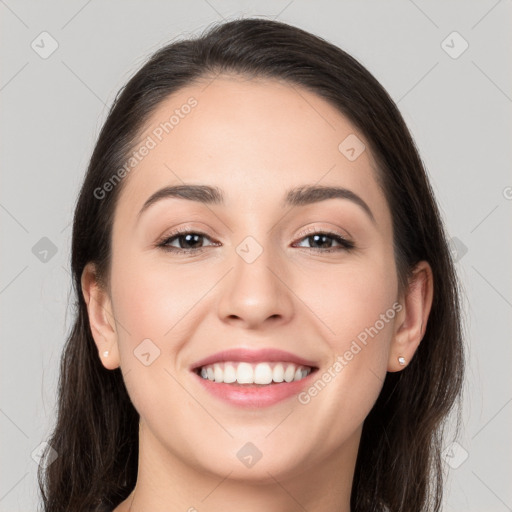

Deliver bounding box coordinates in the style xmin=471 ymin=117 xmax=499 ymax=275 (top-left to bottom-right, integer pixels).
xmin=156 ymin=227 xmax=355 ymax=256
xmin=157 ymin=228 xmax=218 ymax=254
xmin=293 ymin=229 xmax=355 ymax=253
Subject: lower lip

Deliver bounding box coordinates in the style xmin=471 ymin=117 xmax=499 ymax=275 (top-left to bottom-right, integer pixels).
xmin=192 ymin=371 xmax=316 ymax=408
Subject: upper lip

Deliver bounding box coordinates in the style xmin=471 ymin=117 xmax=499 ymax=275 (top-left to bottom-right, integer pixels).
xmin=190 ymin=348 xmax=318 ymax=371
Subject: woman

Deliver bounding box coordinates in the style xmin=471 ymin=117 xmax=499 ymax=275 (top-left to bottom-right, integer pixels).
xmin=38 ymin=17 xmax=464 ymax=512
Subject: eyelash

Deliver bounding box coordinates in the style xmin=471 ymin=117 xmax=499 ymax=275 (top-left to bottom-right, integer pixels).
xmin=156 ymin=226 xmax=355 ymax=256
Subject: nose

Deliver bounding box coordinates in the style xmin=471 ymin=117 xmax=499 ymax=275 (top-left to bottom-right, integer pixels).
xmin=217 ymin=241 xmax=295 ymax=330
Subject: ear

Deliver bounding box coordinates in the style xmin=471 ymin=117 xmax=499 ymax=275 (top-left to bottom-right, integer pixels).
xmin=388 ymin=260 xmax=434 ymax=372
xmin=81 ymin=262 xmax=120 ymax=370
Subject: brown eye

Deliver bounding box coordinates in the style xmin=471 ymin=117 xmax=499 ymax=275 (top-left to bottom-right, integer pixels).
xmin=157 ymin=229 xmax=219 ymax=255
xmin=294 ymin=231 xmax=355 ymax=252
xmin=164 ymin=232 xmax=207 ymax=250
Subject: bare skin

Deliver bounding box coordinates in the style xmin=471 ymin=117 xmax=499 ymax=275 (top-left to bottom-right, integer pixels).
xmin=81 ymin=74 xmax=433 ymax=512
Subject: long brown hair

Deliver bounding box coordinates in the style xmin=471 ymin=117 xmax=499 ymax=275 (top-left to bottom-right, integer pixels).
xmin=38 ymin=18 xmax=465 ymax=511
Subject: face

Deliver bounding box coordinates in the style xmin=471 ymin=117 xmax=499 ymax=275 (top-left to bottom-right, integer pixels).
xmin=101 ymin=75 xmax=404 ymax=482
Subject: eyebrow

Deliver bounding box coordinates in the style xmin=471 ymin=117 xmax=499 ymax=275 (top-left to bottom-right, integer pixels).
xmin=137 ymin=184 xmax=375 ymax=223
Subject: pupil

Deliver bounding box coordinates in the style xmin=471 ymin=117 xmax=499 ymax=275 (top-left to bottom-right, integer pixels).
xmin=311 ymin=234 xmax=330 ymax=248
xmin=182 ymin=234 xmax=202 ymax=249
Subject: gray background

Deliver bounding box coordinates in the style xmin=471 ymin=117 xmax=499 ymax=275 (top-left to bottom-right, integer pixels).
xmin=1 ymin=0 xmax=511 ymax=510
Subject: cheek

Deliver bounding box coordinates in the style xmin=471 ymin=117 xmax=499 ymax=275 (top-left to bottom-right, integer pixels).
xmin=297 ymin=252 xmax=398 ymax=408
xmin=110 ymin=251 xmax=204 ymax=343
xmin=303 ymin=252 xmax=398 ymax=347
xmin=109 ymin=253 xmax=197 ymax=434
xmin=294 ymin=281 xmax=398 ymax=458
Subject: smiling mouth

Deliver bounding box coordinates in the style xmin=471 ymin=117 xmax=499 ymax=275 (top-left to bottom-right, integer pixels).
xmin=194 ymin=361 xmax=316 ymax=385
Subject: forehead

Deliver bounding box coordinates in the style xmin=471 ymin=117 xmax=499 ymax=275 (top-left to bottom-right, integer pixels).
xmin=114 ymin=75 xmax=388 ymax=224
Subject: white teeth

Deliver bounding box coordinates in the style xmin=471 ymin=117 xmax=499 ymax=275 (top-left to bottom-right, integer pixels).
xmin=284 ymin=364 xmax=296 ymax=382
xmin=197 ymin=361 xmax=312 ymax=385
xmin=223 ymin=363 xmax=237 ymax=383
xmin=236 ymin=362 xmax=254 ymax=384
xmin=273 ymin=363 xmax=284 ymax=383
xmin=213 ymin=363 xmax=223 ymax=383
xmin=254 ymin=363 xmax=273 ymax=384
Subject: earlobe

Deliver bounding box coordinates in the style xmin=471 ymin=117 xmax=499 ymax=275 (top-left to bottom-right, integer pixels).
xmin=388 ymin=261 xmax=434 ymax=372
xmin=81 ymin=262 xmax=120 ymax=370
